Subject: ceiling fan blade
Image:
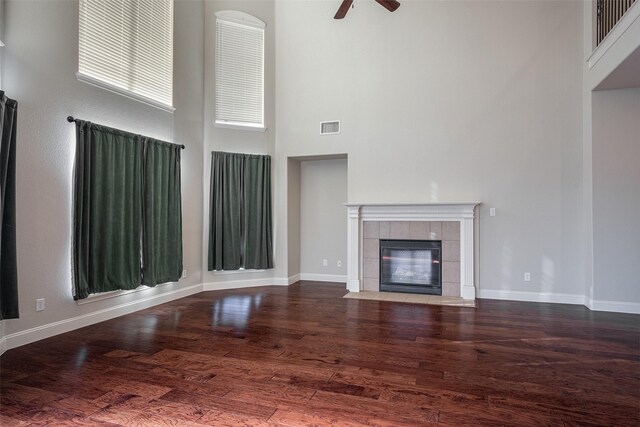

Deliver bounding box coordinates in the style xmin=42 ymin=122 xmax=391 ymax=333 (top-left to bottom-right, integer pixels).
xmin=334 ymin=0 xmax=353 ymax=19
xmin=375 ymin=0 xmax=401 ymax=12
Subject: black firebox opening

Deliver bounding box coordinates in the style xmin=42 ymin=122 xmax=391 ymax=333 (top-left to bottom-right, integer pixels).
xmin=379 ymin=239 xmax=442 ymax=295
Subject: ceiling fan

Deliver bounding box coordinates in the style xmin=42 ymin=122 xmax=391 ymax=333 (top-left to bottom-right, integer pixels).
xmin=334 ymin=0 xmax=401 ymax=19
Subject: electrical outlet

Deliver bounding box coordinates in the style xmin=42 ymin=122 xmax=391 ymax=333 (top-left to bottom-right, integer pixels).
xmin=181 ymin=270 xmax=187 ymax=279
xmin=36 ymin=298 xmax=45 ymax=312
xmin=337 ymin=260 xmax=342 ymax=268
xmin=524 ymin=272 xmax=531 ymax=282
xmin=323 ymin=259 xmax=328 ymax=267
xmin=489 ymin=207 xmax=496 ymax=217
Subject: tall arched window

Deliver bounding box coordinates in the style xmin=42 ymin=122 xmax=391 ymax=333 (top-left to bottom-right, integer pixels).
xmin=215 ymin=11 xmax=265 ymax=131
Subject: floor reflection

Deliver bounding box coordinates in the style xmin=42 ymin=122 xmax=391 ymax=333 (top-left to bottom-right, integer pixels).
xmin=74 ymin=344 xmax=88 ymax=369
xmin=211 ymin=293 xmax=264 ymax=331
xmin=121 ymin=315 xmax=159 ymax=348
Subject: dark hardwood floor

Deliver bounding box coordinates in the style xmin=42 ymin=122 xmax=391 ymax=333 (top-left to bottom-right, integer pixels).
xmin=1 ymin=282 xmax=639 ymax=426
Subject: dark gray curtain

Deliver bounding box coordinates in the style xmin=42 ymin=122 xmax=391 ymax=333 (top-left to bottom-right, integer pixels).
xmin=0 ymin=91 xmax=19 ymax=320
xmin=73 ymin=121 xmax=183 ymax=300
xmin=73 ymin=121 xmax=143 ymax=300
xmin=242 ymin=154 xmax=273 ymax=270
xmin=142 ymin=138 xmax=183 ymax=286
xmin=209 ymin=152 xmax=243 ymax=270
xmin=208 ymin=151 xmax=273 ymax=271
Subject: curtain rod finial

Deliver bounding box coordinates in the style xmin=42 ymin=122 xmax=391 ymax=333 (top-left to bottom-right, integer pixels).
xmin=67 ymin=116 xmax=75 ymax=123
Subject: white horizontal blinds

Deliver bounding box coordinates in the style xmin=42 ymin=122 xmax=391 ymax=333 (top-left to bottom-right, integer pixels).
xmin=215 ymin=13 xmax=265 ymax=128
xmin=78 ymin=0 xmax=173 ymax=107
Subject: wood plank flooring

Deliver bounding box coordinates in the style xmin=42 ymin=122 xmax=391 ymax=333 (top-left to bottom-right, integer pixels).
xmin=1 ymin=282 xmax=639 ymax=426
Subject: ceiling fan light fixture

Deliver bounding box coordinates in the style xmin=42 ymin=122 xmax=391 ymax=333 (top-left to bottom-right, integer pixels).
xmin=334 ymin=0 xmax=353 ymax=19
xmin=375 ymin=0 xmax=401 ymax=12
xmin=334 ymin=0 xmax=400 ymax=20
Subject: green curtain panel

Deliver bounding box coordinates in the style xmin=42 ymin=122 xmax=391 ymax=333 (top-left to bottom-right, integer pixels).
xmin=242 ymin=154 xmax=273 ymax=270
xmin=142 ymin=138 xmax=183 ymax=286
xmin=208 ymin=151 xmax=273 ymax=271
xmin=209 ymin=152 xmax=244 ymax=270
xmin=73 ymin=120 xmax=184 ymax=300
xmin=73 ymin=121 xmax=144 ymax=300
xmin=0 ymin=91 xmax=19 ymax=320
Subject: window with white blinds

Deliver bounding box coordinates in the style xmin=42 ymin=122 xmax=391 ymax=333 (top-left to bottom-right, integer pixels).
xmin=215 ymin=11 xmax=265 ymax=130
xmin=78 ymin=0 xmax=174 ymax=110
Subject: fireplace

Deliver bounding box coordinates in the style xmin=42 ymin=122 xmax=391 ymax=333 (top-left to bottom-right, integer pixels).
xmin=345 ymin=202 xmax=479 ymax=299
xmin=379 ymin=239 xmax=442 ymax=295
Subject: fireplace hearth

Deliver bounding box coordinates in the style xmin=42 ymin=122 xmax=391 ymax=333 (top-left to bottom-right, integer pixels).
xmin=379 ymin=239 xmax=442 ymax=295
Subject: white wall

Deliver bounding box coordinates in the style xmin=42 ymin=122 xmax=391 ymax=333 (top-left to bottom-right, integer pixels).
xmin=201 ymin=0 xmax=279 ymax=288
xmin=0 ymin=0 xmax=4 ymax=89
xmin=591 ymin=88 xmax=640 ymax=306
xmin=275 ymin=0 xmax=585 ymax=301
xmin=300 ymin=158 xmax=347 ymax=280
xmin=1 ymin=0 xmax=204 ymax=349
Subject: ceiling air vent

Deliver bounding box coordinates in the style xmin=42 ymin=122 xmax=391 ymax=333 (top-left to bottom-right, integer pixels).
xmin=320 ymin=120 xmax=340 ymax=135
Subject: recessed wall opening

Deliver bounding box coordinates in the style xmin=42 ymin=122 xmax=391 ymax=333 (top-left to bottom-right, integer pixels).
xmin=287 ymin=154 xmax=348 ymax=284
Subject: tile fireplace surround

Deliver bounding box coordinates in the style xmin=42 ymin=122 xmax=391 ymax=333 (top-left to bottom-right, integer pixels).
xmin=345 ymin=202 xmax=480 ymax=300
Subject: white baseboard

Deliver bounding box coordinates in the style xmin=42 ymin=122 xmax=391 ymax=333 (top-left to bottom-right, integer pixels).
xmin=202 ymin=273 xmax=347 ymax=290
xmin=203 ymin=275 xmax=299 ymax=291
xmin=478 ymin=289 xmax=586 ymax=305
xmin=0 ymin=284 xmax=202 ymax=355
xmin=203 ymin=278 xmax=274 ymax=291
xmin=478 ymin=289 xmax=640 ymax=314
xmin=0 ymin=321 xmax=6 ymax=356
xmin=276 ymin=274 xmax=300 ymax=285
xmin=298 ymin=273 xmax=347 ymax=283
xmin=585 ymin=297 xmax=640 ymax=314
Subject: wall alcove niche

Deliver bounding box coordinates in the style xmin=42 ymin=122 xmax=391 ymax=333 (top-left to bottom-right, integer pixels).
xmin=286 ymin=154 xmax=348 ymax=284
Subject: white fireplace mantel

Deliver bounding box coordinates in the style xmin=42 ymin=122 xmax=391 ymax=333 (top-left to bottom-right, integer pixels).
xmin=344 ymin=202 xmax=480 ymax=300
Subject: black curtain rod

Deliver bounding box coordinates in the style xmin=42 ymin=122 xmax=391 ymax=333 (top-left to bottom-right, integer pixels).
xmin=66 ymin=116 xmax=185 ymax=149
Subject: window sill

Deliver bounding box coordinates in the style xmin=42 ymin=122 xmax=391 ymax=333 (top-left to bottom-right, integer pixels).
xmin=75 ymin=281 xmax=174 ymax=305
xmin=76 ymin=73 xmax=175 ymax=113
xmin=214 ymin=121 xmax=266 ymax=132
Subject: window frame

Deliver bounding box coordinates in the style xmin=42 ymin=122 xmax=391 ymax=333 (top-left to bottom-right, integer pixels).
xmin=214 ymin=10 xmax=266 ymax=132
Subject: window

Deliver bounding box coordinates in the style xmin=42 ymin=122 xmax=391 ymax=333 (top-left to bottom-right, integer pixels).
xmin=215 ymin=11 xmax=265 ymax=131
xmin=78 ymin=0 xmax=174 ymax=110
